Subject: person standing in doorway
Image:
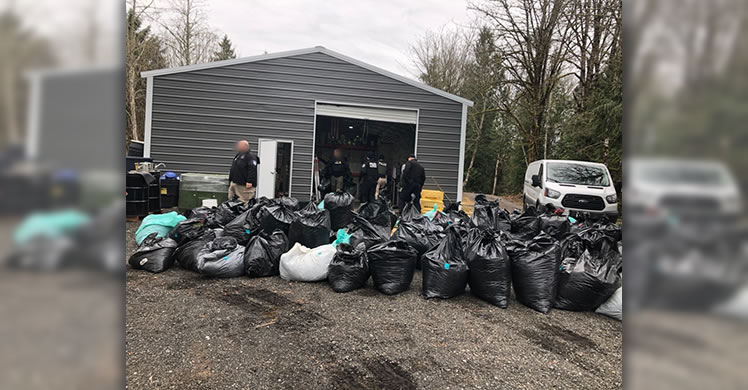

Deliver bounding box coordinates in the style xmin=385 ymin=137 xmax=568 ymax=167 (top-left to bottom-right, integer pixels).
xmin=398 ymin=154 xmax=425 ymax=211
xmin=323 ymin=148 xmax=351 ymax=192
xmin=228 ymin=140 xmax=260 ymax=203
xmin=359 ymin=152 xmax=379 ymax=203
xmin=374 ymin=154 xmax=390 ymax=200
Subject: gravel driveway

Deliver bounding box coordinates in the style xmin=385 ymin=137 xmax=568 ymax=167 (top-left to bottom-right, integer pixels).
xmin=126 ymin=216 xmax=621 ymax=389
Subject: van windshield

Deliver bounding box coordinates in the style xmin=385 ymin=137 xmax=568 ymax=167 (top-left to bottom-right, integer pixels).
xmin=546 ymin=162 xmax=610 ymax=186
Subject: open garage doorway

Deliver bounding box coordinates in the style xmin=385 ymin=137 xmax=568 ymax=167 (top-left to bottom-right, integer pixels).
xmin=313 ymin=103 xmax=417 ymax=205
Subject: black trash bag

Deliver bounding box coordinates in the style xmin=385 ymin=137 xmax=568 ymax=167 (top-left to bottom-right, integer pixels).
xmin=327 ymin=242 xmax=369 ymax=293
xmin=168 ymin=217 xmax=209 ymax=246
xmin=324 ymin=190 xmax=354 ymax=230
xmin=223 ymin=209 xmax=253 ymax=245
xmin=348 ymin=213 xmax=390 ymax=249
xmin=197 ymin=236 xmax=245 ymax=278
xmin=391 ymin=221 xmax=443 ymax=266
xmin=128 ymin=232 xmax=178 ymax=273
xmin=539 ymin=205 xmax=571 ymax=240
xmin=247 ymin=197 xmax=272 ymax=231
xmin=470 ymin=200 xmax=500 ymax=230
xmin=244 ymin=229 xmax=289 ymax=277
xmin=367 ymin=240 xmax=418 ymax=295
xmin=430 ymin=210 xmax=452 ymax=229
xmin=173 ymin=230 xmax=217 ymax=272
xmin=398 ymin=201 xmax=422 ymax=223
xmin=358 ymin=197 xmax=396 ymax=230
xmin=444 ymin=201 xmax=470 ymax=225
xmin=510 ymin=208 xmax=541 ymax=241
xmin=464 ymin=228 xmax=511 ymax=308
xmin=260 ymin=204 xmax=296 ymax=235
xmin=214 ymin=199 xmax=248 ymax=226
xmin=274 ymin=196 xmax=299 ymax=211
xmin=288 ymin=201 xmax=331 ymax=248
xmin=186 ymin=206 xmax=213 ymax=220
xmin=593 ymin=217 xmax=622 ymax=243
xmin=510 ymin=233 xmax=561 ymax=313
xmin=421 ymin=226 xmax=469 ymax=299
xmin=496 ymin=209 xmax=512 ymax=232
xmin=555 ymin=233 xmax=622 ymax=311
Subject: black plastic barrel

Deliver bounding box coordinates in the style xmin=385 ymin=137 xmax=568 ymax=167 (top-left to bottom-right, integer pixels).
xmin=160 ymin=177 xmax=179 ymax=208
xmin=148 ymin=171 xmax=161 ymax=213
xmin=126 ymin=173 xmax=149 ymax=217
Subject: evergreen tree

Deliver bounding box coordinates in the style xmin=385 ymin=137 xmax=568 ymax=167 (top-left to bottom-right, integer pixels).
xmin=212 ymin=34 xmax=237 ymax=61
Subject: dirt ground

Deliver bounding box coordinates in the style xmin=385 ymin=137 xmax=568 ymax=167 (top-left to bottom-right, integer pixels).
xmin=126 ymin=217 xmax=621 ymax=390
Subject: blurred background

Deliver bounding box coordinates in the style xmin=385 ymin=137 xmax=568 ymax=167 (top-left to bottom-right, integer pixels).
xmin=0 ymin=0 xmax=123 ymax=389
xmin=626 ymin=0 xmax=748 ymax=388
xmin=0 ymin=0 xmax=747 ymax=388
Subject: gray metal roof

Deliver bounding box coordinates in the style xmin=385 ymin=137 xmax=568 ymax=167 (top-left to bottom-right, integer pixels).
xmin=141 ymin=46 xmax=474 ymax=106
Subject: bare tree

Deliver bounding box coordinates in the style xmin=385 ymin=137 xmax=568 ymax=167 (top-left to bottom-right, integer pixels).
xmin=565 ymin=0 xmax=620 ymax=109
xmin=159 ymin=0 xmax=217 ymax=67
xmin=470 ymin=0 xmax=575 ymax=163
xmin=126 ymin=0 xmax=156 ymax=142
xmin=410 ymin=27 xmax=472 ymax=94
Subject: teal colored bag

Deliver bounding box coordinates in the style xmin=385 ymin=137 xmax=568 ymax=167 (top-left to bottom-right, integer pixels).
xmin=135 ymin=211 xmax=186 ymax=245
xmin=424 ymin=204 xmax=439 ymax=220
xmin=331 ymin=228 xmax=351 ymax=247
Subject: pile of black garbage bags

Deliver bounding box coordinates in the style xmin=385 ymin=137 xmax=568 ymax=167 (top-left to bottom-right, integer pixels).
xmin=129 ymin=193 xmax=621 ymax=317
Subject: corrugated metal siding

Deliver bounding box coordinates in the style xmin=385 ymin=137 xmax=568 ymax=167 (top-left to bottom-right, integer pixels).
xmin=149 ymin=51 xmax=463 ymax=200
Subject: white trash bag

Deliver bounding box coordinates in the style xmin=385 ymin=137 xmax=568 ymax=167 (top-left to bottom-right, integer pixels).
xmin=596 ymin=287 xmax=622 ymax=320
xmin=279 ymin=242 xmax=336 ymax=282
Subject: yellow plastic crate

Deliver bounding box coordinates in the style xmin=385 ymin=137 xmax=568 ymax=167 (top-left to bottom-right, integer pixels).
xmin=421 ymin=202 xmax=444 ymax=214
xmin=420 ymin=189 xmax=444 ymax=202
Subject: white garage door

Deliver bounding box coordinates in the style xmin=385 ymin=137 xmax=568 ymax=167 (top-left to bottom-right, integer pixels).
xmin=316 ymin=103 xmax=417 ymax=124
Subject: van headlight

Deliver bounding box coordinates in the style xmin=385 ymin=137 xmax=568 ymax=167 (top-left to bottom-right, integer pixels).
xmin=545 ymin=188 xmax=561 ymax=199
xmin=606 ymin=194 xmax=618 ymax=204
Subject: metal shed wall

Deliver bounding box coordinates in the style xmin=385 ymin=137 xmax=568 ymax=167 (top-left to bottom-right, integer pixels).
xmin=147 ymin=51 xmax=465 ymax=201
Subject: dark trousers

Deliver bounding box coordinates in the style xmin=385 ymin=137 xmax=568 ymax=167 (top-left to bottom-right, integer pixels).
xmin=359 ymin=179 xmax=377 ymax=203
xmin=398 ymin=184 xmax=422 ymax=211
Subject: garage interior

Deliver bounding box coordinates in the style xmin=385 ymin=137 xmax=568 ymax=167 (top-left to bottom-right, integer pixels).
xmin=314 ymin=114 xmax=416 ymax=201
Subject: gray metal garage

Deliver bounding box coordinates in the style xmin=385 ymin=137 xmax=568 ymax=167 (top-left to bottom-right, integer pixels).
xmin=141 ymin=46 xmax=473 ymax=202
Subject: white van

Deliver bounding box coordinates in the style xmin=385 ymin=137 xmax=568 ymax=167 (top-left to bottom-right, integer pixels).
xmin=523 ymin=159 xmax=619 ymax=219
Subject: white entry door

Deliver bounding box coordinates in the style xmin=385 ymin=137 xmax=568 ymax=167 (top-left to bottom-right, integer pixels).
xmin=257 ymin=139 xmax=277 ymax=199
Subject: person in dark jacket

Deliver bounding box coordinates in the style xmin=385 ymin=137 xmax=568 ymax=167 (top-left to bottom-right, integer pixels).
xmin=323 ymin=148 xmax=351 ymax=192
xmin=374 ymin=154 xmax=391 ymax=200
xmin=359 ymin=152 xmax=379 ymax=203
xmin=398 ymin=154 xmax=425 ymax=211
xmin=228 ymin=140 xmax=260 ymax=203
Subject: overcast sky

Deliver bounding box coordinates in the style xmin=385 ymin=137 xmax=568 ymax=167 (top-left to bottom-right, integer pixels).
xmin=205 ymin=0 xmax=473 ymax=79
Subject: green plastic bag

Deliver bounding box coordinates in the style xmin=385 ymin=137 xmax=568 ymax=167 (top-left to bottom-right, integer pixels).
xmin=135 ymin=211 xmax=186 ymax=245
xmin=13 ymin=210 xmax=90 ymax=245
xmin=317 ymin=200 xmax=325 ymax=210
xmin=331 ymin=228 xmax=351 ymax=247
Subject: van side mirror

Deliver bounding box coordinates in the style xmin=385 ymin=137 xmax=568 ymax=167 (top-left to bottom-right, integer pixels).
xmin=615 ymin=181 xmax=622 ymax=192
xmin=531 ymin=175 xmax=541 ymax=187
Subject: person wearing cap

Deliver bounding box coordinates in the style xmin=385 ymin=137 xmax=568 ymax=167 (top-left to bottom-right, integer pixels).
xmin=374 ymin=154 xmax=390 ymax=200
xmin=228 ymin=140 xmax=260 ymax=203
xmin=398 ymin=154 xmax=425 ymax=211
xmin=359 ymin=151 xmax=379 ymax=203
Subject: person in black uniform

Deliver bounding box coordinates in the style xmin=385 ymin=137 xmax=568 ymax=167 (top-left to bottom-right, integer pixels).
xmin=228 ymin=140 xmax=260 ymax=203
xmin=398 ymin=154 xmax=425 ymax=211
xmin=359 ymin=151 xmax=379 ymax=203
xmin=374 ymin=154 xmax=390 ymax=200
xmin=323 ymin=148 xmax=351 ymax=192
